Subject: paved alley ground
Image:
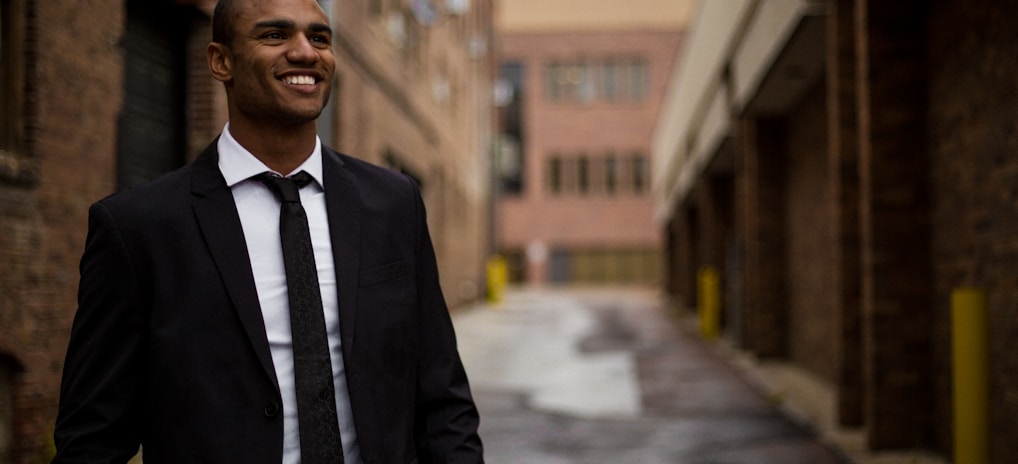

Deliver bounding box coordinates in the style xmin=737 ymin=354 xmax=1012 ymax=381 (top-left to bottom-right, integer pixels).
xmin=453 ymin=287 xmax=846 ymax=464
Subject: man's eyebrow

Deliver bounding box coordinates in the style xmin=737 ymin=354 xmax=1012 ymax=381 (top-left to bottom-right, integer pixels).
xmin=309 ymin=23 xmax=333 ymax=35
xmin=253 ymin=19 xmax=295 ymax=30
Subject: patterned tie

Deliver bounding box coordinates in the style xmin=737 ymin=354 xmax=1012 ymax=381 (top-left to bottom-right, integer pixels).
xmin=257 ymin=171 xmax=345 ymax=464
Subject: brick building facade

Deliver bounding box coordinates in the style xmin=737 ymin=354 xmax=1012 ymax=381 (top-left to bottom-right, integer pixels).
xmin=654 ymin=0 xmax=1018 ymax=461
xmin=0 ymin=0 xmax=494 ymax=461
xmin=494 ymin=0 xmax=687 ymax=285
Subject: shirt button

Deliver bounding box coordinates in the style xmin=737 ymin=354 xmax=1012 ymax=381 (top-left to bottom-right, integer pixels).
xmin=264 ymin=401 xmax=280 ymax=418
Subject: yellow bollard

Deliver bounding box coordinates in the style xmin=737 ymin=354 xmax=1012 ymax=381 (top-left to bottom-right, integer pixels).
xmin=951 ymin=287 xmax=989 ymax=464
xmin=697 ymin=266 xmax=721 ymax=340
xmin=486 ymin=254 xmax=507 ymax=304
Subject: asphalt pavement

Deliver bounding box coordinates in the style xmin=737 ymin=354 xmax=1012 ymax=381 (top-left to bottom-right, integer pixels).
xmin=453 ymin=287 xmax=847 ymax=464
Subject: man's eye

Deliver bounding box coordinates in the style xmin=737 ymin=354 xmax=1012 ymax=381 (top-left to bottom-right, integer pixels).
xmin=264 ymin=31 xmax=285 ymax=40
xmin=311 ymin=35 xmax=330 ymax=44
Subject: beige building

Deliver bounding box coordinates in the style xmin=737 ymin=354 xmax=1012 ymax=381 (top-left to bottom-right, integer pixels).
xmin=326 ymin=0 xmax=496 ymax=306
xmin=494 ymin=0 xmax=691 ymax=284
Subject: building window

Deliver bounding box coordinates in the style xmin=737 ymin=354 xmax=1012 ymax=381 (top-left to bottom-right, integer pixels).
xmin=545 ymin=56 xmax=647 ymax=104
xmin=577 ymin=155 xmax=590 ymax=195
xmin=497 ymin=62 xmax=525 ymax=195
xmin=0 ymin=356 xmax=18 ymax=464
xmin=546 ymin=61 xmax=597 ymax=103
xmin=546 ymin=62 xmax=565 ymax=101
xmin=627 ymin=59 xmax=647 ymax=100
xmin=604 ymin=155 xmax=617 ymax=194
xmin=576 ymin=62 xmax=596 ymax=103
xmin=1 ymin=0 xmax=26 ymax=154
xmin=602 ymin=60 xmax=617 ymax=100
xmin=117 ymin=0 xmax=204 ymax=189
xmin=589 ymin=155 xmax=605 ymax=194
xmin=631 ymin=154 xmax=647 ymax=194
xmin=548 ymin=156 xmax=562 ymax=195
xmin=546 ymin=152 xmax=650 ymax=197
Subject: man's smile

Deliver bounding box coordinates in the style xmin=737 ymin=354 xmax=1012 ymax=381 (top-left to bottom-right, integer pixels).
xmin=282 ymin=75 xmax=318 ymax=86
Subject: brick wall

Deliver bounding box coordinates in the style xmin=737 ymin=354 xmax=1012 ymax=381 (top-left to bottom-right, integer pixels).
xmin=926 ymin=1 xmax=1018 ymax=460
xmin=856 ymin=0 xmax=934 ymax=449
xmin=735 ymin=117 xmax=788 ymax=356
xmin=664 ymin=0 xmax=1018 ymax=458
xmin=695 ymin=175 xmax=733 ymax=273
xmin=666 ymin=202 xmax=697 ymax=310
xmin=825 ymin=0 xmax=864 ymax=428
xmin=783 ymin=81 xmax=837 ymax=382
xmin=0 ymin=1 xmax=125 ymax=462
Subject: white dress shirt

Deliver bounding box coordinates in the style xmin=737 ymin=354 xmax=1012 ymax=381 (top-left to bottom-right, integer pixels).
xmin=217 ymin=124 xmax=361 ymax=464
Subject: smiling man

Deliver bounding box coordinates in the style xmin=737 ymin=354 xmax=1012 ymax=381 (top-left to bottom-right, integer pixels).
xmin=52 ymin=1 xmax=484 ymax=463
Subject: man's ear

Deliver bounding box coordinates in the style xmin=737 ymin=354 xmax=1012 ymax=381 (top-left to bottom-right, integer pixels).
xmin=208 ymin=42 xmax=233 ymax=83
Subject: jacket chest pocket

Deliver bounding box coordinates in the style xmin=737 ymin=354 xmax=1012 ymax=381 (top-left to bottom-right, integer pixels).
xmin=359 ymin=259 xmax=409 ymax=287
xmin=357 ymin=260 xmax=417 ymax=375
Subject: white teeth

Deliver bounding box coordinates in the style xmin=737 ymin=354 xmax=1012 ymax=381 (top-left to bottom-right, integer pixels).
xmin=283 ymin=75 xmax=315 ymax=85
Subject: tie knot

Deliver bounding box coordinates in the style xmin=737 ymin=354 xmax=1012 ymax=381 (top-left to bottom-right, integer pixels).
xmin=257 ymin=171 xmax=313 ymax=203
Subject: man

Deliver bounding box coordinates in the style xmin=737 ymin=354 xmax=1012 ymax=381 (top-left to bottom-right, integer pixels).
xmin=52 ymin=0 xmax=483 ymax=462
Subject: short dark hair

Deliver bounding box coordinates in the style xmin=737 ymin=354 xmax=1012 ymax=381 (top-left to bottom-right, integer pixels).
xmin=211 ymin=0 xmax=239 ymax=45
xmin=212 ymin=0 xmax=325 ymax=46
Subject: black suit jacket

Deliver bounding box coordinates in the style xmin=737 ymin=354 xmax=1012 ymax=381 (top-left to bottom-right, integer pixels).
xmin=53 ymin=141 xmax=483 ymax=464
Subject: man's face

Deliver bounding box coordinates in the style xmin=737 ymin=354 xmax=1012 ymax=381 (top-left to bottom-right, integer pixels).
xmin=221 ymin=0 xmax=335 ymax=127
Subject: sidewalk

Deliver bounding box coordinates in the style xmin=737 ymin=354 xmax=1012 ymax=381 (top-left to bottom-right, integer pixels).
xmin=693 ymin=322 xmax=947 ymax=464
xmin=453 ymin=287 xmax=847 ymax=463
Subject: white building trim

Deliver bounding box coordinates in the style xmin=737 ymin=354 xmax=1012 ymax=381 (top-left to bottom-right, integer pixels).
xmin=651 ymin=0 xmax=825 ymax=223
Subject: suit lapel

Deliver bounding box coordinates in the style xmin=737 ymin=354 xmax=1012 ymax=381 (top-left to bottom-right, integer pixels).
xmin=322 ymin=147 xmax=361 ymax=362
xmin=190 ymin=141 xmax=279 ymax=388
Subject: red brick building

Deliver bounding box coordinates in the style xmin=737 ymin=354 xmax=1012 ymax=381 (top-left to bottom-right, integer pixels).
xmin=494 ymin=0 xmax=687 ymax=285
xmin=0 ymin=0 xmax=494 ymax=461
xmin=654 ymin=0 xmax=1018 ymax=461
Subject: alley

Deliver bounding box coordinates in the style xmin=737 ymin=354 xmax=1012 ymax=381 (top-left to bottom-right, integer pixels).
xmin=453 ymin=288 xmax=845 ymax=463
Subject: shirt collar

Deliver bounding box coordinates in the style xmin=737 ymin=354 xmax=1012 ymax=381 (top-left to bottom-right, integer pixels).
xmin=217 ymin=122 xmax=324 ymax=189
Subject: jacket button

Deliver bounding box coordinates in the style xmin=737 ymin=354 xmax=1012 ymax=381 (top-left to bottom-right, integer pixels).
xmin=264 ymin=401 xmax=280 ymax=418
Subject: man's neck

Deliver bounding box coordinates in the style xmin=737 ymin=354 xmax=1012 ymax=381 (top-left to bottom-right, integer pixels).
xmin=227 ymin=119 xmax=319 ymax=175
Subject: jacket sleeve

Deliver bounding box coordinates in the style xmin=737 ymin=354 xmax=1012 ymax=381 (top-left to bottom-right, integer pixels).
xmin=53 ymin=202 xmax=147 ymax=463
xmin=409 ymin=184 xmax=484 ymax=463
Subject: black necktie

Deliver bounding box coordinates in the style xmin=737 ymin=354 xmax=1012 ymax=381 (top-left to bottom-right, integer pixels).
xmin=257 ymin=172 xmax=345 ymax=464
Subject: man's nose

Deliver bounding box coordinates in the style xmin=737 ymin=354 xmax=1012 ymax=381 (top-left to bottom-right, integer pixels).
xmin=286 ymin=34 xmax=319 ymax=63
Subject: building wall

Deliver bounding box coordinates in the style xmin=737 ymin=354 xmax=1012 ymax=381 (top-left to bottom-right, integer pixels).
xmin=0 ymin=1 xmax=126 ymax=461
xmin=734 ymin=117 xmax=789 ymax=357
xmin=926 ymin=0 xmax=1018 ymax=458
xmin=783 ymin=81 xmax=836 ymax=382
xmin=855 ymin=0 xmax=934 ymax=449
xmin=496 ymin=0 xmax=690 ymax=32
xmin=654 ymin=0 xmax=1018 ymax=460
xmin=331 ymin=0 xmax=494 ymax=304
xmin=497 ymin=29 xmax=681 ymax=284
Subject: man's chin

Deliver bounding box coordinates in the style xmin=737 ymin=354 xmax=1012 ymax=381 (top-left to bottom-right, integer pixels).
xmin=274 ymin=107 xmax=326 ymax=126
